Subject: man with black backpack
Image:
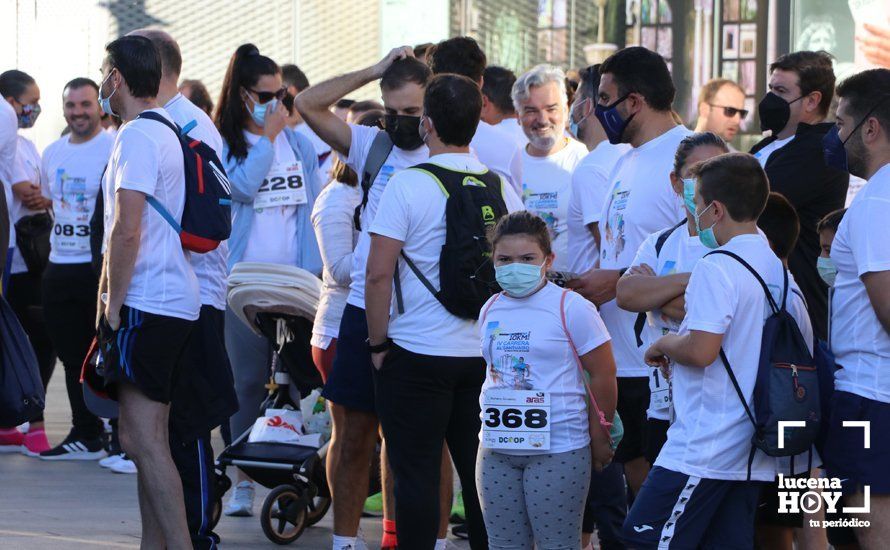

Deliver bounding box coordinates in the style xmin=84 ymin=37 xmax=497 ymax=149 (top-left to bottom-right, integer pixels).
xmin=95 ymin=35 xmax=199 ymax=548
xmin=624 ymin=153 xmax=785 ymax=549
xmin=365 ymin=73 xmax=522 ymax=550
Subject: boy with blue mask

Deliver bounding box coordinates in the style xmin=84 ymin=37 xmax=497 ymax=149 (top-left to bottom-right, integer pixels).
xmin=624 ymin=153 xmax=783 ymax=550
xmin=616 ymin=132 xmax=727 ymax=469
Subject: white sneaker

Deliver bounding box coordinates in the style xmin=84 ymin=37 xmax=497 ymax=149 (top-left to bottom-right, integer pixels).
xmin=99 ymin=453 xmax=124 ymax=469
xmin=224 ymin=481 xmax=255 ymax=517
xmin=110 ymin=453 xmax=137 ymax=474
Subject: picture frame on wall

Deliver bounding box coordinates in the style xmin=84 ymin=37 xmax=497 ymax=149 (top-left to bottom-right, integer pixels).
xmin=722 ymin=24 xmax=739 ymax=58
xmin=721 ymin=60 xmax=739 ymax=81
xmin=739 ymin=23 xmax=757 ymax=58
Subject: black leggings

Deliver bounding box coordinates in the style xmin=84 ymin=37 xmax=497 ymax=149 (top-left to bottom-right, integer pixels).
xmin=373 ymin=344 xmax=488 ymax=550
xmin=7 ymin=270 xmax=56 ymax=424
xmin=42 ymin=262 xmax=102 ymax=439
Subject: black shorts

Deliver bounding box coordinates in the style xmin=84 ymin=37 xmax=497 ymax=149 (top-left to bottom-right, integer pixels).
xmin=644 ymin=417 xmax=669 ymax=466
xmin=322 ymin=303 xmax=375 ymax=413
xmin=99 ymin=305 xmax=194 ymax=404
xmin=756 ymin=475 xmax=805 ymax=528
xmin=614 ymin=377 xmax=649 ymax=463
xmin=824 ymin=390 xmax=890 ymax=495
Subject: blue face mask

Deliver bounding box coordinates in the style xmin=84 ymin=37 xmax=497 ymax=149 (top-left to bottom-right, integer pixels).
xmin=246 ymin=97 xmax=278 ymax=127
xmin=817 ymin=256 xmax=837 ymax=287
xmin=98 ymin=71 xmax=117 ymax=117
xmin=495 ymin=262 xmax=545 ymax=298
xmin=594 ymin=94 xmax=634 ymax=145
xmin=694 ymin=202 xmax=719 ymax=249
xmin=682 ymin=178 xmax=697 ymax=216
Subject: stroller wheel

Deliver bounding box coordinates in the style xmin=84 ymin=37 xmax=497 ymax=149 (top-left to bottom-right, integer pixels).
xmin=261 ymin=485 xmax=308 ymax=545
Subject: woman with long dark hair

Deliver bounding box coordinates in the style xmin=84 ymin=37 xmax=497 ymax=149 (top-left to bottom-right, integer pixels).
xmin=216 ymin=43 xmax=322 ymax=517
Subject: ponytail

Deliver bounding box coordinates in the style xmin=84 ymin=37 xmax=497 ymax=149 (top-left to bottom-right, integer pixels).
xmin=215 ymin=43 xmax=280 ymax=162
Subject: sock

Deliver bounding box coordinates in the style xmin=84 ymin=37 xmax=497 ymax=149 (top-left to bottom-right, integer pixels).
xmin=332 ymin=535 xmax=356 ymax=550
xmin=435 ymin=538 xmax=447 ymax=550
xmin=381 ymin=519 xmax=398 ymax=547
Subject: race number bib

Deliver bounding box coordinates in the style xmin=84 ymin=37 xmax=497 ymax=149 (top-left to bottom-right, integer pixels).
xmin=482 ymin=389 xmax=550 ymax=451
xmin=254 ymin=162 xmax=307 ymax=210
xmin=649 ymin=366 xmax=671 ymax=412
xmin=52 ymin=208 xmax=90 ymax=253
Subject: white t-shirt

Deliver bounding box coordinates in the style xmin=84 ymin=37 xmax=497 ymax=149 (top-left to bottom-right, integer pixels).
xmin=598 ymin=125 xmax=692 ymax=377
xmin=40 ymin=131 xmax=114 ymax=264
xmin=10 ymin=136 xmax=43 ymax=274
xmin=566 ymin=141 xmax=631 ymax=274
xmin=311 ymin=180 xmax=360 ymax=345
xmin=831 ymin=164 xmax=890 ymax=403
xmin=479 ymin=282 xmax=611 ymax=454
xmin=656 ymin=234 xmax=785 ymax=481
xmin=240 ymin=131 xmax=301 ymax=266
xmin=631 ymin=222 xmax=710 ymax=420
xmin=164 ymin=93 xmax=228 ymax=310
xmin=471 ymin=121 xmax=523 ymax=195
xmin=521 ymin=138 xmax=589 ymax=272
xmin=369 ymin=153 xmax=521 ymax=357
xmin=495 ymin=118 xmax=527 ymax=148
xmin=103 ymin=108 xmax=200 ymax=321
xmin=344 ymin=124 xmax=428 ymax=309
xmin=753 ymin=135 xmax=795 ymax=167
xmin=294 ymin=122 xmax=333 ymax=183
xmin=0 ymin=99 xmax=17 ymax=250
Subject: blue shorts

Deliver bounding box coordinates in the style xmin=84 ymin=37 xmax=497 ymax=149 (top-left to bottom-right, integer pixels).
xmin=622 ymin=466 xmax=762 ymax=549
xmin=824 ymin=390 xmax=890 ymax=495
xmin=322 ymin=303 xmax=375 ymax=413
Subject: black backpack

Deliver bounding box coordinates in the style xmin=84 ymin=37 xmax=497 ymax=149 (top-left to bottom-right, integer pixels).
xmin=708 ymin=250 xmax=825 ymax=478
xmin=395 ymin=163 xmax=508 ymax=320
xmin=0 ymin=294 xmax=43 ymax=425
xmin=634 ymin=220 xmax=686 ymax=347
xmin=136 ymin=111 xmax=232 ymax=253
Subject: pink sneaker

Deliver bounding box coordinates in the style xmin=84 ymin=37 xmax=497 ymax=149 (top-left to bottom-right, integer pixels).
xmin=0 ymin=428 xmax=25 ymax=453
xmin=22 ymin=428 xmax=51 ymax=457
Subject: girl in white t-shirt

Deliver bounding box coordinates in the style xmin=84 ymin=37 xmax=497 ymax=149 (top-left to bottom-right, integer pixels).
xmin=476 ymin=210 xmax=617 ymax=549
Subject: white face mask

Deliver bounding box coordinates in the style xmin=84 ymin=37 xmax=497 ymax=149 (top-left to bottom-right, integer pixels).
xmin=98 ymin=70 xmax=118 ymax=117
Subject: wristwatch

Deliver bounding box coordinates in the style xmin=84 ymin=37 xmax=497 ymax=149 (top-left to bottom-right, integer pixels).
xmin=367 ymin=338 xmax=392 ymax=354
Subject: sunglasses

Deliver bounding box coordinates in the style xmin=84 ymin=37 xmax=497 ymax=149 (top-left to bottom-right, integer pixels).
xmin=248 ymin=87 xmax=287 ymax=105
xmin=710 ymin=104 xmax=749 ymax=119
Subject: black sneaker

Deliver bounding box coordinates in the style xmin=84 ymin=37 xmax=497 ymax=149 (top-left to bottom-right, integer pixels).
xmin=451 ymin=523 xmax=469 ymax=540
xmin=39 ymin=432 xmax=107 ymax=461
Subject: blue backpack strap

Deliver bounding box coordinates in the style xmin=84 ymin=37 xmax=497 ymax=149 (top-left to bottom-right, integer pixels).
xmin=145 ymin=196 xmax=183 ymax=234
xmin=179 ymin=119 xmax=197 ymax=136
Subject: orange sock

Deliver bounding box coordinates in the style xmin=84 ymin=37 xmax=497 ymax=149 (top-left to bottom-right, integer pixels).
xmin=381 ymin=518 xmax=398 ymax=548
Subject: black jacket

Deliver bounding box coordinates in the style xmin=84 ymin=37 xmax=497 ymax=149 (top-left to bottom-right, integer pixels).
xmin=750 ymin=122 xmax=849 ymax=341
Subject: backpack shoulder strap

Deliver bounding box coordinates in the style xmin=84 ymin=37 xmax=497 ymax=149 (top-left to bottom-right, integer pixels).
xmin=634 ymin=220 xmax=688 ymax=347
xmin=655 ymin=220 xmax=687 ymax=257
xmin=354 ymin=131 xmax=394 ymax=231
xmin=559 ymin=290 xmax=614 ymax=445
xmin=705 ymin=249 xmax=782 ymax=313
xmin=136 ymin=110 xmax=182 ymax=136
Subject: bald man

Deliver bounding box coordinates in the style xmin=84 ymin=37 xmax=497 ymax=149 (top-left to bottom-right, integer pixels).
xmin=128 ymin=28 xmax=237 ymax=550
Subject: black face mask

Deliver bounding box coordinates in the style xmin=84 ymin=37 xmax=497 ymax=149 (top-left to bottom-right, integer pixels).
xmin=758 ymin=92 xmax=804 ymax=136
xmin=383 ymin=114 xmax=424 ymax=150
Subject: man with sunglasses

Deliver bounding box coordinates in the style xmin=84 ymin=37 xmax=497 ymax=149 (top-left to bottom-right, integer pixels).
xmin=566 ymin=47 xmax=692 ymax=500
xmin=750 ymin=51 xmax=849 ymax=342
xmin=693 ymin=78 xmax=747 ymax=143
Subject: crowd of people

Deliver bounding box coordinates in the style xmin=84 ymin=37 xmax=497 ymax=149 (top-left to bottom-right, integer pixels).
xmin=0 ymin=27 xmax=888 ymax=550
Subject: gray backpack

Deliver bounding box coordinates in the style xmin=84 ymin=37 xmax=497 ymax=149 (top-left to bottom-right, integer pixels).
xmin=352 ymin=131 xmax=393 ymax=231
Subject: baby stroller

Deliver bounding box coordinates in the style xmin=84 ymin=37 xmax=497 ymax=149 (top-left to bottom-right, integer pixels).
xmin=213 ymin=262 xmax=332 ymax=544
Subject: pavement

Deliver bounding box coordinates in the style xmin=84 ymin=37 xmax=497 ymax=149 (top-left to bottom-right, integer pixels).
xmin=0 ymin=366 xmax=472 ymax=549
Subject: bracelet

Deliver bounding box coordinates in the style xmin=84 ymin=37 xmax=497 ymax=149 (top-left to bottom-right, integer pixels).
xmin=367 ymin=338 xmax=391 ymax=354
